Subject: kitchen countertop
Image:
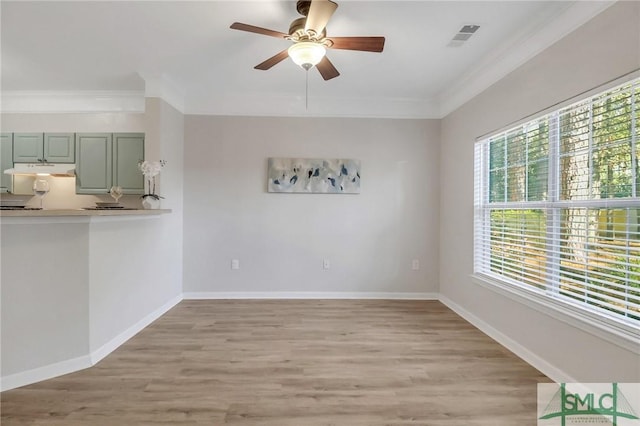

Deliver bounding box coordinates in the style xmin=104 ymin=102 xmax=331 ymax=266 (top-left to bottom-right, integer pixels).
xmin=0 ymin=208 xmax=171 ymax=217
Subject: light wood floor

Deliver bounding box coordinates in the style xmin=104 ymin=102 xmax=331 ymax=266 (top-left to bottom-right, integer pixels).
xmin=1 ymin=300 xmax=550 ymax=425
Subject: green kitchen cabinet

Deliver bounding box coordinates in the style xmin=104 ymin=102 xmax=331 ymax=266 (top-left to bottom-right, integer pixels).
xmin=13 ymin=133 xmax=75 ymax=163
xmin=1 ymin=133 xmax=13 ymax=193
xmin=75 ymin=133 xmax=144 ymax=194
xmin=44 ymin=133 xmax=75 ymax=163
xmin=13 ymin=133 xmax=44 ymax=163
xmin=113 ymin=133 xmax=145 ymax=193
xmin=75 ymin=133 xmax=112 ymax=194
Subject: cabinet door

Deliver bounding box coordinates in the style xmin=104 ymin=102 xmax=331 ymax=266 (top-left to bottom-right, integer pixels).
xmin=113 ymin=133 xmax=144 ymax=194
xmin=75 ymin=133 xmax=112 ymax=194
xmin=13 ymin=133 xmax=44 ymax=163
xmin=44 ymin=133 xmax=75 ymax=163
xmin=0 ymin=133 xmax=13 ymax=193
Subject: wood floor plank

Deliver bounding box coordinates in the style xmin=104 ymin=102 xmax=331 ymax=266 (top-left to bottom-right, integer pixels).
xmin=1 ymin=300 xmax=551 ymax=425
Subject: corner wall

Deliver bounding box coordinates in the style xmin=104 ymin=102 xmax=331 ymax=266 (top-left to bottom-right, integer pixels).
xmin=88 ymin=97 xmax=185 ymax=359
xmin=439 ymin=1 xmax=640 ymax=382
xmin=143 ymin=98 xmax=184 ymax=307
xmin=183 ymin=116 xmax=440 ymax=297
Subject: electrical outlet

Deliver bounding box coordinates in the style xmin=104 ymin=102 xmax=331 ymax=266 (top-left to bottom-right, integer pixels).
xmin=412 ymin=259 xmax=420 ymax=270
xmin=231 ymin=259 xmax=240 ymax=270
xmin=323 ymin=259 xmax=331 ymax=270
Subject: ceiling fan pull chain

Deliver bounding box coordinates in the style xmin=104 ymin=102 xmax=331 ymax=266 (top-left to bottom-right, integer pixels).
xmin=306 ymin=69 xmax=309 ymax=110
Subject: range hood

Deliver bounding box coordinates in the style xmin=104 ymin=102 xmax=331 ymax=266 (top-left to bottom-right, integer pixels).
xmin=4 ymin=163 xmax=76 ymax=177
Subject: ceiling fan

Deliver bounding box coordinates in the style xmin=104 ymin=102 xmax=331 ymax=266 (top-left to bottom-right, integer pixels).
xmin=230 ymin=0 xmax=385 ymax=81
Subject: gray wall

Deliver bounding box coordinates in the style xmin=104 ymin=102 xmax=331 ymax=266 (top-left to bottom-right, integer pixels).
xmin=183 ymin=116 xmax=440 ymax=296
xmin=439 ymin=1 xmax=640 ymax=382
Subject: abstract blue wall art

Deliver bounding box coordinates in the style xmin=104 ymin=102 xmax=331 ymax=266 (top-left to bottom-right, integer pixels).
xmin=268 ymin=158 xmax=361 ymax=194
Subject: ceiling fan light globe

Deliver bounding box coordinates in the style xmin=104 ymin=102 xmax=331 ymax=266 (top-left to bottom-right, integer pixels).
xmin=288 ymin=42 xmax=326 ymax=69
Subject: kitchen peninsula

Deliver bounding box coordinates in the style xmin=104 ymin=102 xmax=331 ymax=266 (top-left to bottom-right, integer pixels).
xmin=0 ymin=95 xmax=184 ymax=391
xmin=1 ymin=208 xmax=179 ymax=391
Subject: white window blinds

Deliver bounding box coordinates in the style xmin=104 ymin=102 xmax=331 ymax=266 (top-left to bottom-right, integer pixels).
xmin=474 ymin=77 xmax=640 ymax=329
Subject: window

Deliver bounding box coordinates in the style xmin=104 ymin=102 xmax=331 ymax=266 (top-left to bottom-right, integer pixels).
xmin=474 ymin=77 xmax=640 ymax=332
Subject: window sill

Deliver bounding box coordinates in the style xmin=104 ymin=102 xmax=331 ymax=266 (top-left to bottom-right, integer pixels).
xmin=470 ymin=273 xmax=640 ymax=354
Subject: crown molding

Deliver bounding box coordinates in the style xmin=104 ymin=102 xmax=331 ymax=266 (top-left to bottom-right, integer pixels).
xmin=437 ymin=1 xmax=616 ymax=118
xmin=185 ymin=94 xmax=441 ymax=119
xmin=0 ymin=91 xmax=145 ymax=114
xmin=139 ymin=73 xmax=186 ymax=114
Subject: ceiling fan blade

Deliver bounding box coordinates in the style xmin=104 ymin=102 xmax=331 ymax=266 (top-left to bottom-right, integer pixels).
xmin=305 ymin=0 xmax=338 ymax=36
xmin=254 ymin=49 xmax=290 ymax=70
xmin=230 ymin=22 xmax=288 ymax=39
xmin=316 ymin=56 xmax=340 ymax=81
xmin=328 ymin=36 xmax=385 ymax=52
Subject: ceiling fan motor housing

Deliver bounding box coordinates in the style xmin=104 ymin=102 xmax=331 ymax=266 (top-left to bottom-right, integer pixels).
xmin=296 ymin=0 xmax=312 ymax=16
xmin=289 ymin=17 xmax=306 ymax=36
xmin=289 ymin=17 xmax=326 ymax=41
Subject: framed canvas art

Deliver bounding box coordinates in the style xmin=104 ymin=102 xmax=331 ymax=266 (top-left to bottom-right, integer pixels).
xmin=268 ymin=158 xmax=361 ymax=194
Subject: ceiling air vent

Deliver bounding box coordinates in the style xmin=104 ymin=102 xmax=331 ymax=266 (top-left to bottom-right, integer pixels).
xmin=448 ymin=24 xmax=480 ymax=47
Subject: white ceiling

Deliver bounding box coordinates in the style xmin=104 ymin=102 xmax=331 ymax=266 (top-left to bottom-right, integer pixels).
xmin=0 ymin=1 xmax=614 ymax=118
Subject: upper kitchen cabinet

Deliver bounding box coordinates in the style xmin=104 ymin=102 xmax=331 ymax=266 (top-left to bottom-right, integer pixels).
xmin=1 ymin=133 xmax=13 ymax=193
xmin=75 ymin=133 xmax=112 ymax=194
xmin=113 ymin=133 xmax=145 ymax=193
xmin=13 ymin=133 xmax=75 ymax=163
xmin=13 ymin=133 xmax=43 ymax=163
xmin=45 ymin=133 xmax=75 ymax=163
xmin=75 ymin=133 xmax=144 ymax=195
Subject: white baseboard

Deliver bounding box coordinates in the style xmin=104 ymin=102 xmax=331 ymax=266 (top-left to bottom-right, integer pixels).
xmin=183 ymin=291 xmax=439 ymax=300
xmin=1 ymin=354 xmax=92 ymax=392
xmin=438 ymin=294 xmax=576 ymax=384
xmin=0 ymin=294 xmax=182 ymax=392
xmin=90 ymin=294 xmax=182 ymax=364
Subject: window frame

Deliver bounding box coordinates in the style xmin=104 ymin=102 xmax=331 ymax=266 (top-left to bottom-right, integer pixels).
xmin=473 ymin=75 xmax=640 ymax=348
